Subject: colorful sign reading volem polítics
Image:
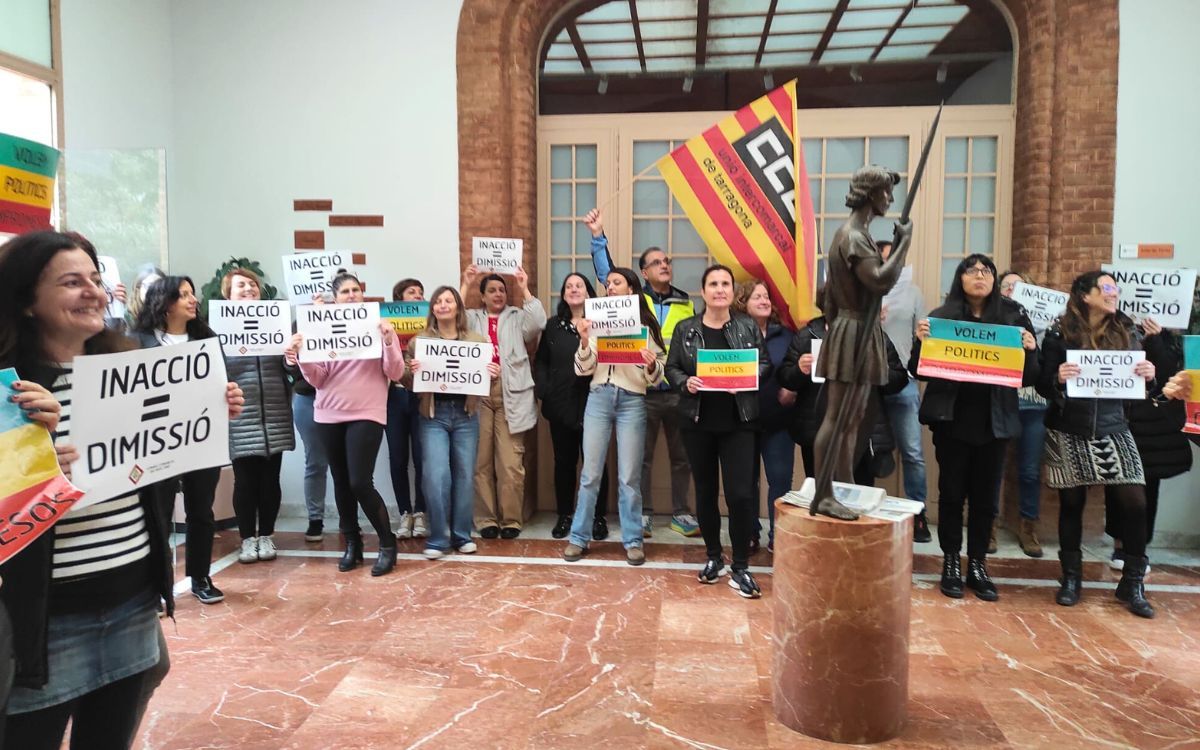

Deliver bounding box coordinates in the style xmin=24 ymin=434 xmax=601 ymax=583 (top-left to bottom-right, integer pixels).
xmin=917 ymin=318 xmax=1026 ymax=388
xmin=0 ymin=368 xmax=84 ymax=565
xmin=1184 ymin=336 xmax=1200 ymax=435
xmin=697 ymin=349 xmax=759 ymax=392
xmin=380 ymin=301 xmax=429 ymax=349
xmin=596 ymin=327 xmax=648 ymax=365
xmin=0 ymin=131 xmax=60 ymax=235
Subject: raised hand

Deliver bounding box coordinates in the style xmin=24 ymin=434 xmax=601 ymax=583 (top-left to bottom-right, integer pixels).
xmin=584 ymin=208 xmax=604 ymax=238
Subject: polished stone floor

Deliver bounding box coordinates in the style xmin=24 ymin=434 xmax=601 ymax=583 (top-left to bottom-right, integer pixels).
xmin=135 ymin=518 xmax=1200 ymax=749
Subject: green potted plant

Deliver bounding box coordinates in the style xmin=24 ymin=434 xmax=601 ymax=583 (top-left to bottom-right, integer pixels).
xmin=201 ymin=256 xmax=279 ymax=302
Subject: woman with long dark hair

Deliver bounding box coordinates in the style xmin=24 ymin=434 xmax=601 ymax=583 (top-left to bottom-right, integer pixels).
xmin=220 ymin=268 xmax=294 ymax=565
xmin=0 ymin=231 xmax=241 ymax=749
xmin=402 ymin=286 xmax=500 ymax=559
xmin=131 ymin=275 xmax=228 ymax=604
xmin=562 ymin=268 xmax=665 ymax=566
xmin=910 ymin=254 xmax=1039 ymax=602
xmin=666 ymin=265 xmax=771 ymax=599
xmin=285 ymin=272 xmax=405 ymax=576
xmin=534 ymin=272 xmax=609 ymax=540
xmin=1038 ymin=270 xmax=1157 ymax=617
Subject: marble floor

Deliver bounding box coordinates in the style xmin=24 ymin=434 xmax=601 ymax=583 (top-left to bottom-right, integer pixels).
xmin=135 ymin=518 xmax=1200 ymax=749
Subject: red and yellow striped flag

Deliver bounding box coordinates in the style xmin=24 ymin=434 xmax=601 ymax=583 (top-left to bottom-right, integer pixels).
xmin=656 ymin=80 xmax=817 ymax=328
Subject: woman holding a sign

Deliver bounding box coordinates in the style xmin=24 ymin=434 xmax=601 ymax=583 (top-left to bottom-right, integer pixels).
xmin=666 ymin=265 xmax=772 ymax=599
xmin=1038 ymin=270 xmax=1158 ymax=618
xmin=563 ymin=268 xmax=665 ymax=566
xmin=287 ymin=272 xmax=406 ymax=577
xmin=385 ymin=278 xmax=428 ymax=540
xmin=461 ymin=265 xmax=547 ymax=539
xmin=0 ymin=231 xmax=243 ymax=749
xmin=910 ymin=254 xmax=1039 ymax=603
xmin=218 ymin=268 xmax=295 ymax=565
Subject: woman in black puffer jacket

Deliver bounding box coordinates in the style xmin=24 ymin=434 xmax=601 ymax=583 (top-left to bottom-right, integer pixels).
xmin=220 ymin=268 xmax=295 ymax=565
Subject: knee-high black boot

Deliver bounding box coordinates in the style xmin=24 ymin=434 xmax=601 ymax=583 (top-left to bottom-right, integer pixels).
xmin=1116 ymin=554 xmax=1154 ymax=619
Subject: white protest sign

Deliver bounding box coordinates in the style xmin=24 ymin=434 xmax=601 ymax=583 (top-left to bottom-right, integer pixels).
xmin=411 ymin=337 xmax=492 ymax=397
xmin=584 ymin=295 xmax=640 ymax=336
xmin=69 ymin=339 xmax=230 ymax=508
xmin=471 ymin=237 xmax=523 ymax=274
xmin=811 ymin=339 xmax=825 ymax=383
xmin=208 ymin=300 xmax=292 ymax=357
xmin=1011 ymin=281 xmax=1069 ymax=333
xmin=1065 ymin=350 xmax=1146 ymax=400
xmin=282 ymin=250 xmax=351 ymax=303
xmin=296 ymin=302 xmax=381 ymax=363
xmin=1101 ymin=265 xmax=1197 ymax=329
xmin=97 ymin=255 xmax=126 ymax=319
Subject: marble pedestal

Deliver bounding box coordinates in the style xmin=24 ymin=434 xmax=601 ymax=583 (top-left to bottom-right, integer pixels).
xmin=771 ymin=500 xmax=913 ymax=744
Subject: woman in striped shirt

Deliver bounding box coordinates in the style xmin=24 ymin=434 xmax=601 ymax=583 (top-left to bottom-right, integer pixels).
xmin=0 ymin=231 xmax=243 ymax=749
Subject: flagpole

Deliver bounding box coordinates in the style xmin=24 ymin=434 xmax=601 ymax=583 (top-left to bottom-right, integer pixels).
xmin=595 ymin=161 xmax=661 ymax=213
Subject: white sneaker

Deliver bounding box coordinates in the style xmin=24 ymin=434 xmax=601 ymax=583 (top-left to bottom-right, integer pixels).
xmin=257 ymin=535 xmax=277 ymax=561
xmin=239 ymin=537 xmax=259 ymax=564
xmin=642 ymin=515 xmax=653 ymax=538
xmin=395 ymin=512 xmax=413 ymax=539
xmin=412 ymin=512 xmax=428 ymax=538
xmin=457 ymin=542 xmax=477 ymax=554
xmin=423 ymin=547 xmax=445 ymax=560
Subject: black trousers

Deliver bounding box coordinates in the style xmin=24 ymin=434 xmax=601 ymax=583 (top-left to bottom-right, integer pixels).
xmin=316 ymin=420 xmax=396 ymax=546
xmin=1063 ymin=484 xmax=1147 ymax=558
xmin=0 ymin=603 xmax=11 ymax=750
xmin=933 ymin=435 xmax=1005 ymax=558
xmin=682 ymin=428 xmax=757 ymax=569
xmin=232 ymin=454 xmax=284 ymax=539
xmin=156 ymin=467 xmax=220 ymax=580
xmin=5 ymin=669 xmax=147 ymax=750
xmin=549 ymin=420 xmax=608 ymax=518
xmin=1105 ymin=477 xmax=1161 ymax=545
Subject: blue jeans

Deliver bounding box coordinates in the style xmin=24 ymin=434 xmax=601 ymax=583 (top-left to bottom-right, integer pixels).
xmin=385 ymin=386 xmax=425 ymax=515
xmin=1015 ymin=406 xmax=1047 ymax=520
xmin=292 ymin=392 xmax=329 ymax=521
xmin=420 ymin=400 xmax=479 ymax=551
xmin=569 ymin=384 xmax=646 ymax=550
xmin=883 ymin=380 xmax=927 ymax=506
xmin=755 ymin=428 xmax=795 ymax=545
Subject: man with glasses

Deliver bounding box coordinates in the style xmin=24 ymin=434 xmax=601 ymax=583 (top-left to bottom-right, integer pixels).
xmin=584 ymin=208 xmax=700 ymax=538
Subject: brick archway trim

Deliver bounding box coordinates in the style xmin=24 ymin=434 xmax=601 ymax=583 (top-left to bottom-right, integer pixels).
xmin=456 ymin=0 xmax=1120 ymax=295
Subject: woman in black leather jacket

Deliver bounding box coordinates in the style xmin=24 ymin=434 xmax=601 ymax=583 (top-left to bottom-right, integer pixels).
xmin=909 ymin=254 xmax=1039 ymax=603
xmin=1037 ymin=270 xmax=1157 ymax=618
xmin=666 ymin=265 xmax=771 ymax=599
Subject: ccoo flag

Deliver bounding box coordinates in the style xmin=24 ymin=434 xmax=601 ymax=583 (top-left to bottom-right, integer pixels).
xmin=656 ymin=80 xmax=817 ymax=328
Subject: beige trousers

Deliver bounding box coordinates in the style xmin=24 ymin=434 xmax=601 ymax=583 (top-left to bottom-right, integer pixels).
xmin=474 ymin=377 xmax=527 ymax=529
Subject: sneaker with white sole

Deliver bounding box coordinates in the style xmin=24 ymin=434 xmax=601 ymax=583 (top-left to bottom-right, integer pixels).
xmin=457 ymin=542 xmax=477 ymax=554
xmin=239 ymin=537 xmax=259 ymax=564
xmin=395 ymin=512 xmax=413 ymax=539
xmin=728 ymin=568 xmax=762 ymax=599
xmin=423 ymin=547 xmax=445 ymax=560
xmin=412 ymin=512 xmax=428 ymax=538
xmin=698 ymin=556 xmax=726 ymax=583
xmin=671 ymin=513 xmax=701 ymax=537
xmin=257 ymin=535 xmax=277 ymax=561
xmin=642 ymin=515 xmax=653 ymax=538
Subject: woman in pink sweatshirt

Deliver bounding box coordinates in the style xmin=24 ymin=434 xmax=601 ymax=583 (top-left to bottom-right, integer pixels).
xmin=286 ymin=272 xmax=406 ymax=576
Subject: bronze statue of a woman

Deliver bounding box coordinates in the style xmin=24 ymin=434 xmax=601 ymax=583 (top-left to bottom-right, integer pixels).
xmin=811 ymin=166 xmax=913 ymax=520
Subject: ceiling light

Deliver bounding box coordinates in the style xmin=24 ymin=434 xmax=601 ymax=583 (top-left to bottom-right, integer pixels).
xmin=937 ymin=62 xmax=948 ymax=84
xmin=849 ymin=64 xmax=863 ymax=83
xmin=763 ymin=71 xmax=775 ymax=90
xmin=598 ymin=76 xmax=609 ymax=95
xmin=682 ymin=75 xmax=694 ymax=93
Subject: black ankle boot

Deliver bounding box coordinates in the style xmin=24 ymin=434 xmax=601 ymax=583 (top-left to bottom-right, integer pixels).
xmin=371 ymin=544 xmax=397 ymax=577
xmin=1056 ymin=549 xmax=1082 ymax=606
xmin=338 ymin=536 xmax=364 ymax=572
xmin=940 ymin=553 xmax=963 ymax=599
xmin=1115 ymin=554 xmax=1155 ymax=618
xmin=965 ymin=557 xmax=999 ymax=601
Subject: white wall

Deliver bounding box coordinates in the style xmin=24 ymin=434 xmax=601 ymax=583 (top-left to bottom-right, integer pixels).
xmin=1114 ymin=0 xmax=1200 ymax=547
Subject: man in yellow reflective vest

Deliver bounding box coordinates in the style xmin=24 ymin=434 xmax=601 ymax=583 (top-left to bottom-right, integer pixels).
xmin=585 ymin=208 xmax=699 ymax=538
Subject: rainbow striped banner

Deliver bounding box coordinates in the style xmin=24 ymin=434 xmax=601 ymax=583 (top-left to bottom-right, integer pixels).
xmin=0 ymin=368 xmax=84 ymax=564
xmin=380 ymin=301 xmax=429 ymax=349
xmin=1184 ymin=336 xmax=1200 ymax=435
xmin=917 ymin=318 xmax=1026 ymax=388
xmin=597 ymin=327 xmax=648 ymax=365
xmin=697 ymin=349 xmax=759 ymax=392
xmin=0 ymin=132 xmax=60 ymax=235
xmin=656 ymin=80 xmax=817 ymax=329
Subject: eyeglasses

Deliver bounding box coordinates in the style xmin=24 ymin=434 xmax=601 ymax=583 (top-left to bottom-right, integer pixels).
xmin=999 ymin=281 xmax=1018 ymax=292
xmin=643 ymin=257 xmax=672 ymax=270
xmin=962 ymin=267 xmax=994 ymax=278
xmin=1098 ymin=283 xmax=1119 ymax=294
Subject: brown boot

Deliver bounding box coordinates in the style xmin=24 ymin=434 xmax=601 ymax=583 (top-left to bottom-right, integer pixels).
xmin=987 ymin=521 xmax=998 ymax=554
xmin=1018 ymin=517 xmax=1043 ymax=558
